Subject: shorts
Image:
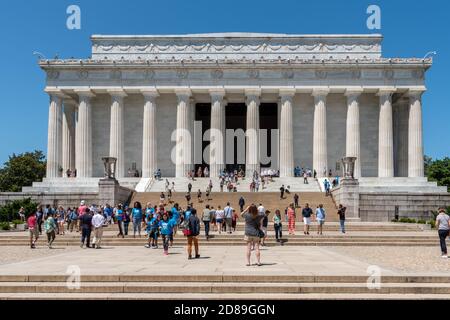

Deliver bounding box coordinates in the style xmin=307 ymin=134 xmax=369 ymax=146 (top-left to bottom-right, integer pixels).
xmin=303 ymin=217 xmax=311 ymax=225
xmin=317 ymin=219 xmax=325 ymax=225
xmin=244 ymin=235 xmax=261 ymax=243
xmin=29 ymin=227 xmax=39 ymax=238
xmin=216 ymin=219 xmax=223 ymax=224
xmin=149 ymin=230 xmax=159 ymax=240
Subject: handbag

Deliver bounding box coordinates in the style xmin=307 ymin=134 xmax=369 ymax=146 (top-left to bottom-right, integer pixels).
xmin=258 ymin=229 xmax=265 ymax=238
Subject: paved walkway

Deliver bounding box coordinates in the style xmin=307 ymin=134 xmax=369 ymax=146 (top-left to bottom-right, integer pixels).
xmin=0 ymin=245 xmax=448 ymax=277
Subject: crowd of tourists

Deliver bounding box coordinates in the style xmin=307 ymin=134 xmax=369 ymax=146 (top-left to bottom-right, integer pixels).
xmin=22 ymin=199 xmax=450 ymax=263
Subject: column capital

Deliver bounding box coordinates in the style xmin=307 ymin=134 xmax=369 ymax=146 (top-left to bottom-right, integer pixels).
xmin=279 ymin=87 xmax=296 ymax=98
xmin=74 ymin=88 xmax=96 ymax=99
xmin=376 ymin=87 xmax=396 ymax=97
xmin=45 ymin=88 xmax=68 ymax=103
xmin=107 ymin=88 xmax=128 ymax=99
xmin=244 ymin=88 xmax=262 ymax=98
xmin=175 ymin=87 xmax=192 ymax=101
xmin=140 ymin=87 xmax=159 ymax=100
xmin=407 ymin=88 xmax=426 ymax=99
xmin=209 ymin=88 xmax=226 ymax=100
xmin=344 ymin=87 xmax=364 ymax=97
xmin=311 ymin=87 xmax=330 ymax=97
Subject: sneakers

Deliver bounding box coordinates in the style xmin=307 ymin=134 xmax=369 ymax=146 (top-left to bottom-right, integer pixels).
xmin=441 ymin=255 xmax=448 ymax=259
xmin=188 ymin=255 xmax=193 ymax=260
xmin=164 ymin=250 xmax=168 ymax=256
xmin=145 ymin=244 xmax=151 ymax=248
xmin=195 ymin=254 xmax=200 ymax=259
xmin=80 ymin=243 xmax=83 ymax=248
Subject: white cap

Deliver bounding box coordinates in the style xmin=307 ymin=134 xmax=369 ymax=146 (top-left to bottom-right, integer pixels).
xmin=80 ymin=200 xmax=85 ymax=205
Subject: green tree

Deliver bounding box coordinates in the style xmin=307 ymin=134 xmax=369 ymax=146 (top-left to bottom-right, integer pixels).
xmin=0 ymin=150 xmax=46 ymax=192
xmin=425 ymin=156 xmax=450 ymax=192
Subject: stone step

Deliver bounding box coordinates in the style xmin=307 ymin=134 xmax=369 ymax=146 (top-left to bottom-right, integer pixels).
xmin=1 ymin=281 xmax=450 ymax=294
xmin=2 ymin=274 xmax=449 ymax=283
xmin=0 ymin=292 xmax=449 ymax=300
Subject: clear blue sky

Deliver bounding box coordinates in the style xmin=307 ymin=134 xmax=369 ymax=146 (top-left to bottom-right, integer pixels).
xmin=0 ymin=0 xmax=448 ymax=165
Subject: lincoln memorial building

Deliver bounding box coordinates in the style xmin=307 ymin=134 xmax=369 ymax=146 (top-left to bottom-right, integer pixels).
xmin=20 ymin=31 xmax=449 ymax=221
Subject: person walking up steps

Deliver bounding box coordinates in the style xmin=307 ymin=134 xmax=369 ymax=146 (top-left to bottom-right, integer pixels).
xmin=27 ymin=211 xmax=39 ymax=249
xmin=145 ymin=213 xmax=160 ymax=249
xmin=287 ymin=203 xmax=296 ymax=235
xmin=435 ymin=207 xmax=450 ymax=258
xmin=224 ymin=202 xmax=233 ymax=234
xmin=44 ymin=213 xmax=57 ymax=248
xmin=302 ymin=203 xmax=313 ymax=235
xmin=239 ymin=196 xmax=245 ymax=212
xmin=315 ymin=204 xmax=326 ymax=235
xmin=132 ymin=201 xmax=143 ymax=238
xmin=337 ymin=204 xmax=347 ymax=234
xmin=215 ymin=205 xmax=225 ymax=234
xmin=273 ymin=209 xmax=283 ymax=242
xmin=279 ymin=185 xmax=285 ymax=200
xmin=92 ymin=208 xmax=105 ymax=249
xmin=80 ymin=208 xmax=93 ymax=248
xmin=186 ymin=208 xmax=201 ymax=259
xmin=202 ymin=204 xmax=212 ymax=240
xmin=159 ymin=213 xmax=176 ymax=256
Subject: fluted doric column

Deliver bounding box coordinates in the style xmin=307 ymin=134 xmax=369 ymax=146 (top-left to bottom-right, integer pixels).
xmin=141 ymin=88 xmax=159 ymax=178
xmin=408 ymin=89 xmax=424 ymax=177
xmin=209 ymin=88 xmax=226 ymax=178
xmin=345 ymin=87 xmax=363 ymax=178
xmin=62 ymin=98 xmax=76 ymax=174
xmin=175 ymin=89 xmax=192 ymax=178
xmin=377 ymin=88 xmax=395 ymax=177
xmin=108 ymin=89 xmax=127 ymax=178
xmin=312 ymin=88 xmax=329 ymax=177
xmin=74 ymin=89 xmax=95 ymax=178
xmin=45 ymin=89 xmax=64 ymax=178
xmin=245 ymin=88 xmax=261 ymax=176
xmin=279 ymin=88 xmax=295 ymax=177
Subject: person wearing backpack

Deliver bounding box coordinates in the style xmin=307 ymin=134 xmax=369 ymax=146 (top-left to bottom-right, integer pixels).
xmin=186 ymin=208 xmax=200 ymax=259
xmin=315 ymin=204 xmax=326 ymax=235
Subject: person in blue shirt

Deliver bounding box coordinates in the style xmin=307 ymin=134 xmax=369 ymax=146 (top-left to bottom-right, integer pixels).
xmin=104 ymin=204 xmax=113 ymax=225
xmin=315 ymin=204 xmax=326 ymax=235
xmin=145 ymin=215 xmax=160 ymax=249
xmin=159 ymin=213 xmax=176 ymax=255
xmin=132 ymin=201 xmax=143 ymax=238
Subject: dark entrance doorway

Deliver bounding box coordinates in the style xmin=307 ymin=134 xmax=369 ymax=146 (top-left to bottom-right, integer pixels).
xmin=225 ymin=103 xmax=246 ymax=172
xmin=259 ymin=103 xmax=278 ymax=168
xmin=195 ymin=103 xmax=211 ymax=173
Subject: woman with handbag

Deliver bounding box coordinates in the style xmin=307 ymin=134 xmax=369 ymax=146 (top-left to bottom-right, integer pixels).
xmin=241 ymin=204 xmax=265 ymax=266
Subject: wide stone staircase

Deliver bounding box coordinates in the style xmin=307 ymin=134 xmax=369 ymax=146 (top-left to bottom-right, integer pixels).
xmin=132 ymin=190 xmax=336 ymax=220
xmin=145 ymin=177 xmax=321 ymax=193
xmin=1 ymin=274 xmax=449 ymax=299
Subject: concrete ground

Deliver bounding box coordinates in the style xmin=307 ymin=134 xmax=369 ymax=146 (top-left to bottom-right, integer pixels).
xmin=0 ymin=244 xmax=449 ymax=276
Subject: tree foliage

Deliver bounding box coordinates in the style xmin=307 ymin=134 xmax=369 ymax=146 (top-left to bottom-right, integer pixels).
xmin=0 ymin=198 xmax=39 ymax=222
xmin=0 ymin=150 xmax=46 ymax=192
xmin=425 ymin=156 xmax=450 ymax=192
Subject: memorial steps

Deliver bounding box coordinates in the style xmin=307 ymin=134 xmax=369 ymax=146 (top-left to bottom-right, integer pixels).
xmin=131 ymin=190 xmax=338 ymax=221
xmin=1 ymin=274 xmax=450 ymax=299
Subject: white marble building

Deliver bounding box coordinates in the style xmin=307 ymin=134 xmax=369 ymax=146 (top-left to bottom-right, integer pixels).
xmin=38 ymin=33 xmax=435 ymax=191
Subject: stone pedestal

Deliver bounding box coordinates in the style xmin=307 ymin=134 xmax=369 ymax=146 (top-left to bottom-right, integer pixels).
xmin=98 ymin=178 xmax=121 ymax=206
xmin=336 ymin=178 xmax=360 ymax=221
